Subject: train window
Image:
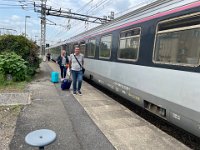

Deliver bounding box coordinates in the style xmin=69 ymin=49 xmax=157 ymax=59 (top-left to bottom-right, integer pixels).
xmin=154 ymin=13 xmax=200 ymax=66
xmin=80 ymin=44 xmax=86 ymax=55
xmin=118 ymin=28 xmax=141 ymax=61
xmin=87 ymin=39 xmax=96 ymax=57
xmin=99 ymin=34 xmax=112 ymax=59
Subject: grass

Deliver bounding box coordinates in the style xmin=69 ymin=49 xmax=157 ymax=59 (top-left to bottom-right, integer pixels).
xmin=0 ymin=72 xmax=28 ymax=92
xmin=0 ymin=81 xmax=27 ymax=92
xmin=0 ymin=105 xmax=22 ymax=116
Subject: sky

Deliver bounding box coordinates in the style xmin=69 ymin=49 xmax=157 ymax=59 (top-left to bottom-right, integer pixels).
xmin=0 ymin=0 xmax=155 ymax=46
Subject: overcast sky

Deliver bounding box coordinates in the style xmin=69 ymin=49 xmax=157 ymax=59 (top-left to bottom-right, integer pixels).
xmin=0 ymin=0 xmax=155 ymax=45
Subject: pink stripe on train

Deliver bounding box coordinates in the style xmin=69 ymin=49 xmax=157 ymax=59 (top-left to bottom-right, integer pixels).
xmin=72 ymin=1 xmax=200 ymax=42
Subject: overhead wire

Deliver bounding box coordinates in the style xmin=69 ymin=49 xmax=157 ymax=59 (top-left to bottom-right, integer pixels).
xmin=68 ymin=0 xmax=154 ymax=37
xmin=50 ymin=0 xmax=95 ymax=40
xmin=0 ymin=0 xmax=35 ymax=10
xmin=115 ymin=0 xmax=156 ymax=17
xmin=65 ymin=0 xmax=111 ymax=38
xmin=58 ymin=0 xmax=110 ymax=39
xmin=37 ymin=0 xmax=129 ymax=44
xmin=63 ymin=0 xmax=94 ymax=28
xmin=0 ymin=0 xmax=40 ymax=38
xmin=45 ymin=0 xmax=72 ymax=39
xmin=48 ymin=0 xmax=154 ymax=44
xmin=47 ymin=0 xmax=96 ymax=42
xmin=46 ymin=0 xmax=74 ymax=41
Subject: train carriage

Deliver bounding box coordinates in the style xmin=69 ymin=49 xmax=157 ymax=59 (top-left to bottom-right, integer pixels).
xmin=49 ymin=0 xmax=200 ymax=138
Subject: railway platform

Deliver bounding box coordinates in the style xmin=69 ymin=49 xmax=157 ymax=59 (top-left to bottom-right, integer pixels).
xmin=10 ymin=62 xmax=190 ymax=150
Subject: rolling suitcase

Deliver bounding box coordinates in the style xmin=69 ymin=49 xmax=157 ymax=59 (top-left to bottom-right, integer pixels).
xmin=61 ymin=79 xmax=72 ymax=90
xmin=51 ymin=72 xmax=59 ymax=83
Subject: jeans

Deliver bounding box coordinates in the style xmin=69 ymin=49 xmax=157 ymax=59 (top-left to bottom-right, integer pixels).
xmin=60 ymin=66 xmax=66 ymax=78
xmin=71 ymin=70 xmax=83 ymax=92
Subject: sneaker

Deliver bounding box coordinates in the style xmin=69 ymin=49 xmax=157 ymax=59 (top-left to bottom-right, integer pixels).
xmin=73 ymin=91 xmax=77 ymax=95
xmin=77 ymin=91 xmax=82 ymax=96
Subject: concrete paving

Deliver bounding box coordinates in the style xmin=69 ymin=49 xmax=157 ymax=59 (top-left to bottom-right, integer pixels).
xmin=47 ymin=62 xmax=191 ymax=150
xmin=9 ymin=62 xmax=115 ymax=150
xmin=0 ymin=93 xmax=31 ymax=106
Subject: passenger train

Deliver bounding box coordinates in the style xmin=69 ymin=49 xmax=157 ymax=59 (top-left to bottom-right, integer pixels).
xmin=47 ymin=0 xmax=200 ymax=138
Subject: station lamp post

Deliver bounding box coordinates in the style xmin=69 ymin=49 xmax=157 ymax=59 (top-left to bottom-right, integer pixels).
xmin=25 ymin=16 xmax=31 ymax=38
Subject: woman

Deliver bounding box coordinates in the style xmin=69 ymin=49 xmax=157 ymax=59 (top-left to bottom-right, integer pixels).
xmin=57 ymin=50 xmax=69 ymax=81
xmin=69 ymin=47 xmax=84 ymax=95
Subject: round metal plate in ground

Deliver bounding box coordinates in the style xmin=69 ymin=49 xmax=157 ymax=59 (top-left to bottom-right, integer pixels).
xmin=25 ymin=129 xmax=56 ymax=147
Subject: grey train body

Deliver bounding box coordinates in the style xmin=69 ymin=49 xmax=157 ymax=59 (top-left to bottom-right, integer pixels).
xmin=47 ymin=0 xmax=200 ymax=137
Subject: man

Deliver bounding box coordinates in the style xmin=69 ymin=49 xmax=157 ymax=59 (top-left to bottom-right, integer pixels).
xmin=69 ymin=47 xmax=84 ymax=95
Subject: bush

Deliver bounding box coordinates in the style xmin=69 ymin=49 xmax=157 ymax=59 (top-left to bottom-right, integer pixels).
xmin=0 ymin=35 xmax=40 ymax=76
xmin=0 ymin=52 xmax=28 ymax=81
